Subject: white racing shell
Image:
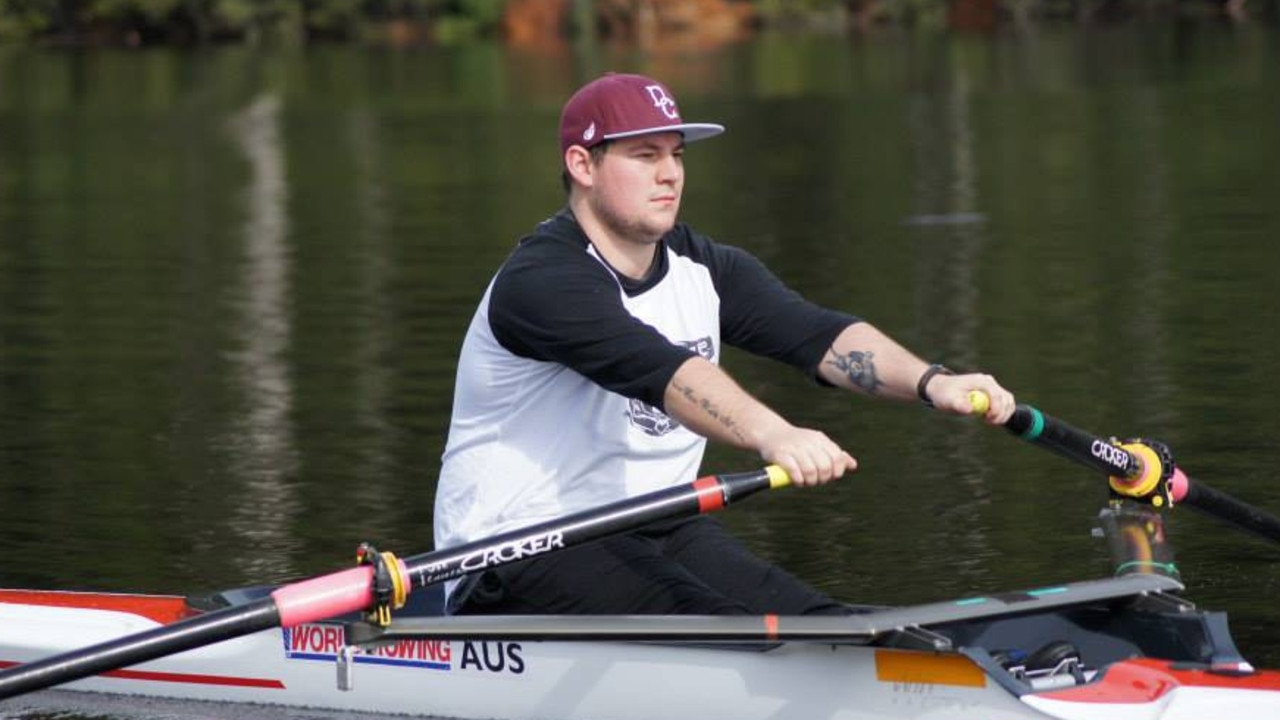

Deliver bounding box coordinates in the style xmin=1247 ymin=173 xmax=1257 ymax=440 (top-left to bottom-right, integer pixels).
xmin=3 ymin=574 xmax=1280 ymax=720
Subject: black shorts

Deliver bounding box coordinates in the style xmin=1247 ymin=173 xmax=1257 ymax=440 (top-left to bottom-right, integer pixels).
xmin=455 ymin=516 xmax=847 ymax=616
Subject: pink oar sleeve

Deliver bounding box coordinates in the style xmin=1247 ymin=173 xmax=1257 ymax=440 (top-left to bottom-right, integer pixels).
xmin=1168 ymin=466 xmax=1190 ymax=504
xmin=271 ymin=566 xmax=377 ymax=628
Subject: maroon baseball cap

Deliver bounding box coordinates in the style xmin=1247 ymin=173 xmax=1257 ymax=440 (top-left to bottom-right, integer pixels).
xmin=559 ymin=73 xmax=724 ymax=153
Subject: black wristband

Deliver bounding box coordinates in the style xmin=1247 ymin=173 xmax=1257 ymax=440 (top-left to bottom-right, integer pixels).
xmin=916 ymin=364 xmax=953 ymax=406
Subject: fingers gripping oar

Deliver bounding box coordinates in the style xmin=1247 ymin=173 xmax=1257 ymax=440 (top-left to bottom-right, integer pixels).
xmin=976 ymin=395 xmax=1280 ymax=546
xmin=0 ymin=466 xmax=793 ymax=700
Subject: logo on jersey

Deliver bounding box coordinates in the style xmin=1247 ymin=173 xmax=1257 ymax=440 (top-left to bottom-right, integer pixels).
xmin=627 ymin=337 xmax=714 ymax=437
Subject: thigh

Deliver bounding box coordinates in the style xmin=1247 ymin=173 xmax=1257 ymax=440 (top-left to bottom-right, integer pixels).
xmin=458 ymin=529 xmax=752 ymax=615
xmin=663 ymin=517 xmax=848 ymax=616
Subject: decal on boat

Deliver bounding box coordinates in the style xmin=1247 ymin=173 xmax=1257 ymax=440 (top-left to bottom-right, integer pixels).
xmin=283 ymin=624 xmax=524 ymax=674
xmin=874 ymin=649 xmax=986 ymax=688
xmin=0 ymin=660 xmax=286 ymax=690
xmin=460 ymin=641 xmax=525 ymax=674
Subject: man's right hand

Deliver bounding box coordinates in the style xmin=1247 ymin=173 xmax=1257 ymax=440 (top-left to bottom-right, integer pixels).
xmin=757 ymin=423 xmax=857 ymax=487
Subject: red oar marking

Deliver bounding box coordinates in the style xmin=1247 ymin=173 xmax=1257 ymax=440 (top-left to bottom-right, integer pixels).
xmin=693 ymin=476 xmax=724 ymax=513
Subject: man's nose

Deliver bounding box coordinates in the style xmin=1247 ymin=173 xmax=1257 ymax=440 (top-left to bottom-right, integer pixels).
xmin=657 ymin=154 xmax=681 ymax=182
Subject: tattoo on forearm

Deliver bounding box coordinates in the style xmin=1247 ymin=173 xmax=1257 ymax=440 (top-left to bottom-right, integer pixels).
xmin=671 ymin=381 xmax=748 ymax=444
xmin=827 ymin=350 xmax=885 ymax=395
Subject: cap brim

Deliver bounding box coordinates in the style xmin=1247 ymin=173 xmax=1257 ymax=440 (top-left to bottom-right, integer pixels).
xmin=603 ymin=123 xmax=725 ymax=145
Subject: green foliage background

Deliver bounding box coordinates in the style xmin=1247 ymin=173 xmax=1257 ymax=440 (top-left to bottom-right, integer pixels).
xmin=0 ymin=0 xmax=1274 ymax=44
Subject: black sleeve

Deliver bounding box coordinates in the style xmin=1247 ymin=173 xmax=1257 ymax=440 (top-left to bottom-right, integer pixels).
xmin=690 ymin=234 xmax=860 ymax=381
xmin=488 ymin=238 xmax=695 ymax=410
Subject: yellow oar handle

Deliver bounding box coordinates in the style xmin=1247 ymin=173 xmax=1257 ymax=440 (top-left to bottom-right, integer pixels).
xmin=968 ymin=390 xmax=990 ymax=416
xmin=765 ymin=464 xmax=792 ymax=488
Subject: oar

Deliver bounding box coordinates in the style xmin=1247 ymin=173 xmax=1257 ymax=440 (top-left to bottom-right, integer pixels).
xmin=0 ymin=465 xmax=792 ymax=700
xmin=979 ymin=395 xmax=1280 ymax=545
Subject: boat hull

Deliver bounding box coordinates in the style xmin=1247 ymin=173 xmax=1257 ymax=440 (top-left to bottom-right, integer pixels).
xmin=0 ymin=597 xmax=1039 ymax=719
xmin=3 ymin=585 xmax=1280 ymax=720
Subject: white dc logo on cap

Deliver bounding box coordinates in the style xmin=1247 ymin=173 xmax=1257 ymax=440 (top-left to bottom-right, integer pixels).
xmin=645 ymin=85 xmax=679 ymax=120
xmin=583 ymin=122 xmax=596 ymax=142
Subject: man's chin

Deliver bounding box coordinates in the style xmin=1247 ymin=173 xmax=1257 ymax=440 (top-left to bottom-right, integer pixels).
xmin=644 ymin=221 xmax=677 ymax=241
xmin=648 ymin=210 xmax=679 ymax=236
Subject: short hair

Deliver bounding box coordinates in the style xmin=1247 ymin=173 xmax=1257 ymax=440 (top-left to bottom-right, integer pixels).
xmin=561 ymin=141 xmax=612 ymax=194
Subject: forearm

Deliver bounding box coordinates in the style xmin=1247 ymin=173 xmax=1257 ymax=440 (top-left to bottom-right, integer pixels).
xmin=818 ymin=322 xmax=1017 ymax=423
xmin=662 ymin=356 xmax=790 ymax=451
xmin=817 ymin=323 xmax=930 ymax=401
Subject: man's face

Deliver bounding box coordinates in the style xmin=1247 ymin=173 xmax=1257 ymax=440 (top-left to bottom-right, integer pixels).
xmin=587 ymin=132 xmax=685 ymax=244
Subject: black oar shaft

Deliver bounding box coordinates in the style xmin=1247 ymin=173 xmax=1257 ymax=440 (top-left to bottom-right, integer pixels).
xmin=0 ymin=598 xmax=280 ymax=700
xmin=1182 ymin=480 xmax=1280 ymax=544
xmin=0 ymin=467 xmax=785 ymax=700
xmin=1005 ymin=405 xmax=1137 ymax=478
xmin=1004 ymin=404 xmax=1280 ymax=545
xmin=400 ymin=467 xmax=779 ymax=590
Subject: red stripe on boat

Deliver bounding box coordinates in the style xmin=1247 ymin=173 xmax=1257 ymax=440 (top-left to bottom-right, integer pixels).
xmin=0 ymin=660 xmax=284 ymax=690
xmin=103 ymin=668 xmax=285 ymax=689
xmin=1039 ymin=658 xmax=1280 ymax=703
xmin=693 ymin=476 xmax=724 ymax=513
xmin=0 ymin=590 xmax=195 ymax=625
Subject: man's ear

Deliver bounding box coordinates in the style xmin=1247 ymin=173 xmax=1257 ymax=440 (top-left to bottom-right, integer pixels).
xmin=564 ymin=145 xmax=595 ymax=188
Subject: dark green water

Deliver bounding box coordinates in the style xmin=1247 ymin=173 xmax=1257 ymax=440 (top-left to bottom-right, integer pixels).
xmin=2 ymin=24 xmax=1280 ymax=718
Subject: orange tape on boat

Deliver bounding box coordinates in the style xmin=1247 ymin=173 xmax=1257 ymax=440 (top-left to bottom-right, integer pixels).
xmin=875 ymin=649 xmax=987 ymax=688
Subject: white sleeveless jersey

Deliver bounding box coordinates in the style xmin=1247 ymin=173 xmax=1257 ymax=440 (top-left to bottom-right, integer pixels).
xmin=434 ymin=210 xmax=856 ymax=564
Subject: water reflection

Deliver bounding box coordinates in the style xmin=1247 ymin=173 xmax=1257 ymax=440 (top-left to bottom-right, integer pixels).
xmin=224 ymin=93 xmax=300 ymax=579
xmin=344 ymin=107 xmax=396 ymax=517
xmin=1123 ymin=85 xmax=1176 ymax=429
xmin=903 ymin=38 xmax=994 ymax=587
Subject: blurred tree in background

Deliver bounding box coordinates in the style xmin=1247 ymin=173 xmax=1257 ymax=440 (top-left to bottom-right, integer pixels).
xmin=0 ymin=0 xmax=1273 ymax=44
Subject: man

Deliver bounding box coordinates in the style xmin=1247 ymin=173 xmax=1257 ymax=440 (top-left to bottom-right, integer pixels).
xmin=434 ymin=72 xmax=1014 ymax=616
